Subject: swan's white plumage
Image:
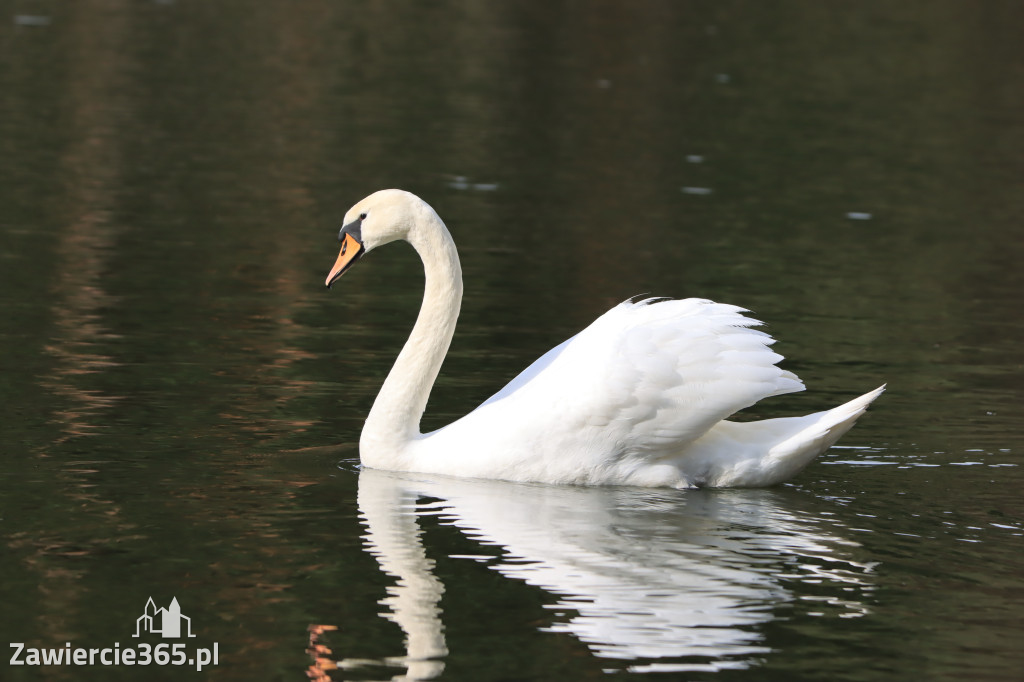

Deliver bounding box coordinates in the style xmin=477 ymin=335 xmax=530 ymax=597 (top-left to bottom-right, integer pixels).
xmin=424 ymin=299 xmax=804 ymax=486
xmin=327 ymin=189 xmax=883 ymax=488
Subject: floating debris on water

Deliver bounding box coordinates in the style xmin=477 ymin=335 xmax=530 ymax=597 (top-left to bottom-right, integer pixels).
xmin=447 ymin=176 xmax=499 ymax=192
xmin=681 ymin=186 xmax=713 ymax=195
xmin=14 ymin=14 xmax=51 ymax=26
xmin=846 ymin=212 xmax=873 ymax=220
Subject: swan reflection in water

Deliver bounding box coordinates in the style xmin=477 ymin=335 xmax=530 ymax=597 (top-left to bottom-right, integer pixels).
xmin=325 ymin=468 xmax=875 ymax=679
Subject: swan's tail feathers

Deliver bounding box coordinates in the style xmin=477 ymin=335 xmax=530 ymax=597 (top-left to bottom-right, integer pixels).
xmin=764 ymin=384 xmax=886 ymax=481
xmin=690 ymin=385 xmax=885 ymax=488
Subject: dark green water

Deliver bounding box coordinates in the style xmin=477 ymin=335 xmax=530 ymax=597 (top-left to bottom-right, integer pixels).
xmin=2 ymin=1 xmax=1022 ymax=680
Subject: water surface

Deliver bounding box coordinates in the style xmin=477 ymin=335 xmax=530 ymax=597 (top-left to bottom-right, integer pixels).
xmin=1 ymin=1 xmax=1022 ymax=680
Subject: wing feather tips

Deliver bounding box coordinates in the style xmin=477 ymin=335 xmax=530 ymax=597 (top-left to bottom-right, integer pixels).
xmin=617 ymin=296 xmax=804 ymax=394
xmin=775 ymin=370 xmax=806 ymax=396
xmin=557 ymin=296 xmax=811 ymax=447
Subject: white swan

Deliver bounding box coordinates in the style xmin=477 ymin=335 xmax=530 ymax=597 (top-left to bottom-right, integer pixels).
xmin=325 ymin=189 xmax=883 ymax=488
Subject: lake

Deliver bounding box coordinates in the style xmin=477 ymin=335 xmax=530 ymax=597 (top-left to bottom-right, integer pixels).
xmin=1 ymin=1 xmax=1022 ymax=680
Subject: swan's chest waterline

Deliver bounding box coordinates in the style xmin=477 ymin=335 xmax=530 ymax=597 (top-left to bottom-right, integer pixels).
xmin=371 ymin=392 xmax=693 ymax=488
xmin=368 ymin=427 xmax=688 ymax=489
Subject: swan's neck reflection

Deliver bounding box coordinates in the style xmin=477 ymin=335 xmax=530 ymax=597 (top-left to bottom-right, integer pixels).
xmin=356 ymin=472 xmax=448 ymax=680
xmin=348 ymin=468 xmax=875 ymax=677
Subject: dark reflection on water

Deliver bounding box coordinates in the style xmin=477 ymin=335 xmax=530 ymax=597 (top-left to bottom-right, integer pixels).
xmin=1 ymin=1 xmax=1022 ymax=681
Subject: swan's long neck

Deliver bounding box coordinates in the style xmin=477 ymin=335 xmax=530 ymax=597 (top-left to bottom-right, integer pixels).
xmin=360 ymin=212 xmax=462 ymax=468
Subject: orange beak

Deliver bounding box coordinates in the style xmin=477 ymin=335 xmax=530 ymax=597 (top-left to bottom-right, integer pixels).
xmin=325 ymin=232 xmax=365 ymax=288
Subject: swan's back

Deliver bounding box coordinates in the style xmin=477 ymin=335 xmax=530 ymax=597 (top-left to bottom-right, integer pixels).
xmin=416 ymin=298 xmax=814 ymax=486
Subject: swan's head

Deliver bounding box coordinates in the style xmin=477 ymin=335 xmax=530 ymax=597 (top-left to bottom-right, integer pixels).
xmin=325 ymin=189 xmax=433 ymax=288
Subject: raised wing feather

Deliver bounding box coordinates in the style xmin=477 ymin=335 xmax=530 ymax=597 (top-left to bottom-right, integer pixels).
xmin=469 ymin=298 xmax=803 ymax=461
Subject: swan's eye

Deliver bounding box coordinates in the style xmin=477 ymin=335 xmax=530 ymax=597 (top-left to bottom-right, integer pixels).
xmin=359 ymin=212 xmax=367 ymax=220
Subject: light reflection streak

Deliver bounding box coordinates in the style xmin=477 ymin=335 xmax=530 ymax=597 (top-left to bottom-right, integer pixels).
xmin=16 ymin=0 xmax=140 ymax=651
xmin=38 ymin=1 xmax=130 ymax=445
xmin=340 ymin=468 xmax=875 ymax=678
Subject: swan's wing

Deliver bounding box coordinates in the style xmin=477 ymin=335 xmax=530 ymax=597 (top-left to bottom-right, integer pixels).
xmin=474 ymin=298 xmax=804 ymax=460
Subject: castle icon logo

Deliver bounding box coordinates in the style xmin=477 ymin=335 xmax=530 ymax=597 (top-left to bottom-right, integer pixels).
xmin=132 ymin=597 xmax=196 ymax=638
